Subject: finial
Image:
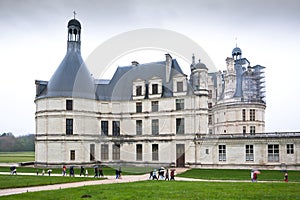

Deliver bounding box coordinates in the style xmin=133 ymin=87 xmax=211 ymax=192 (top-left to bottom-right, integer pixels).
xmin=73 ymin=11 xmax=77 ymax=19
xmin=235 ymin=37 xmax=237 ymax=47
xmin=198 ymin=59 xmax=201 ymax=63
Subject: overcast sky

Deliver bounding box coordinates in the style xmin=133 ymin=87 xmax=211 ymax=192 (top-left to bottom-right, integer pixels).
xmin=0 ymin=0 xmax=299 ymax=135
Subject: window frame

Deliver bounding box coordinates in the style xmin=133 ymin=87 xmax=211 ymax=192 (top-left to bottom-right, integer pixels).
xmin=112 ymin=121 xmax=120 ymax=136
xmin=136 ymin=144 xmax=143 ymax=161
xmin=136 ymin=102 xmax=142 ymax=113
xmin=176 ymin=99 xmax=184 ymax=110
xmin=66 ymin=119 xmax=73 ymax=135
xmin=101 ymin=144 xmax=109 ymax=160
xmin=70 ymin=150 xmax=75 ymax=161
xmin=177 ymin=81 xmax=183 ymax=92
xmin=176 ymin=118 xmax=185 ymax=134
xmin=151 ymin=101 xmax=159 ymax=112
xmin=218 ymin=145 xmax=226 ymax=162
xmin=151 ymin=119 xmax=159 ymax=135
xmin=136 ymin=120 xmax=142 ymax=135
xmin=287 ymin=144 xmax=294 ymax=154
xmin=66 ymin=99 xmax=73 ymax=110
xmin=112 ymin=144 xmax=120 ymax=160
xmin=268 ymin=144 xmax=279 ymax=162
xmin=152 ymin=144 xmax=159 ymax=161
xmin=245 ymin=144 xmax=254 ymax=161
xmin=101 ymin=121 xmax=109 ymax=136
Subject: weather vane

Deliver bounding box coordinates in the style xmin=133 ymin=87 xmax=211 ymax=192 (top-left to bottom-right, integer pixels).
xmin=73 ymin=11 xmax=77 ymax=19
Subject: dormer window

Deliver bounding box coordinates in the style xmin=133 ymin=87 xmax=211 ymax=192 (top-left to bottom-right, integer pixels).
xmin=152 ymin=84 xmax=158 ymax=94
xmin=133 ymin=79 xmax=146 ymax=100
xmin=177 ymin=82 xmax=183 ymax=92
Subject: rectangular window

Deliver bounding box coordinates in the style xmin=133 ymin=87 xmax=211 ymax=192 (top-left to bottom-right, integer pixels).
xmin=66 ymin=119 xmax=73 ymax=135
xmin=70 ymin=150 xmax=75 ymax=161
xmin=250 ymin=126 xmax=255 ymax=134
xmin=208 ymin=102 xmax=212 ymax=109
xmin=218 ymin=145 xmax=226 ymax=161
xmin=268 ymin=144 xmax=279 ymax=162
xmin=152 ymin=84 xmax=158 ymax=94
xmin=176 ymin=118 xmax=185 ymax=134
xmin=209 ymin=129 xmax=213 ymax=134
xmin=151 ymin=101 xmax=159 ymax=112
xmin=136 ymin=120 xmax=142 ymax=135
xmin=66 ymin=100 xmax=73 ymax=110
xmin=101 ymin=144 xmax=109 ymax=160
xmin=205 ymin=149 xmax=209 ymax=154
xmin=287 ymin=144 xmax=294 ymax=154
xmin=208 ymin=115 xmax=212 ymax=125
xmin=177 ymin=81 xmax=183 ymax=92
xmin=90 ymin=144 xmax=95 ymax=161
xmin=243 ymin=126 xmax=246 ymax=134
xmin=152 ymin=144 xmax=159 ymax=161
xmin=136 ymin=102 xmax=142 ymax=113
xmin=245 ymin=145 xmax=254 ymax=161
xmin=208 ymin=90 xmax=212 ymax=99
xmin=112 ymin=144 xmax=120 ymax=160
xmin=136 ymin=144 xmax=142 ymax=161
xmin=250 ymin=109 xmax=255 ymax=121
xmin=136 ymin=85 xmax=142 ymax=96
xmin=112 ymin=121 xmax=120 ymax=136
xmin=176 ymin=99 xmax=184 ymax=110
xmin=152 ymin=119 xmax=159 ymax=135
xmin=242 ymin=109 xmax=246 ymax=121
xmin=101 ymin=121 xmax=108 ymax=136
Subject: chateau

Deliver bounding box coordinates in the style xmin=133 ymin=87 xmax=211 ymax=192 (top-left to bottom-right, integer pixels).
xmin=35 ymin=18 xmax=300 ymax=169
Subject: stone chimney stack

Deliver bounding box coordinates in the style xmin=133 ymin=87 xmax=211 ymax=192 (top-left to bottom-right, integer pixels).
xmin=165 ymin=53 xmax=172 ymax=83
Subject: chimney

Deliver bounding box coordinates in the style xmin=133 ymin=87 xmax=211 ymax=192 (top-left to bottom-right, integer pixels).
xmin=132 ymin=61 xmax=139 ymax=66
xmin=165 ymin=54 xmax=172 ymax=83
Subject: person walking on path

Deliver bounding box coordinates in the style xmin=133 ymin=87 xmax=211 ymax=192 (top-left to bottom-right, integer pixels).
xmin=99 ymin=167 xmax=104 ymax=177
xmin=80 ymin=166 xmax=85 ymax=176
xmin=118 ymin=167 xmax=122 ymax=179
xmin=170 ymin=169 xmax=175 ymax=180
xmin=115 ymin=169 xmax=119 ymax=179
xmin=152 ymin=169 xmax=158 ymax=180
xmin=94 ymin=166 xmax=99 ymax=178
xmin=165 ymin=168 xmax=169 ymax=180
xmin=62 ymin=165 xmax=67 ymax=176
xmin=149 ymin=171 xmax=153 ymax=180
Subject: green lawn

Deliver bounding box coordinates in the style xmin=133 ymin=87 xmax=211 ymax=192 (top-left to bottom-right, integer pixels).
xmin=1 ymin=180 xmax=299 ymax=200
xmin=0 ymin=175 xmax=102 ymax=189
xmin=178 ymin=168 xmax=300 ymax=182
xmin=0 ymin=152 xmax=34 ymax=163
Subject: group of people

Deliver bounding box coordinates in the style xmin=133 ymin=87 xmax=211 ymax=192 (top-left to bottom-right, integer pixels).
xmin=149 ymin=167 xmax=175 ymax=180
xmin=251 ymin=169 xmax=289 ymax=182
xmin=93 ymin=166 xmax=104 ymax=178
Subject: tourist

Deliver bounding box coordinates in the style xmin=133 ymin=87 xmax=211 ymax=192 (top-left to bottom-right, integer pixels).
xmin=80 ymin=166 xmax=85 ymax=176
xmin=62 ymin=165 xmax=67 ymax=176
xmin=284 ymin=172 xmax=288 ymax=182
xmin=149 ymin=171 xmax=153 ymax=180
xmin=115 ymin=168 xmax=119 ymax=179
xmin=94 ymin=166 xmax=99 ymax=178
xmin=42 ymin=169 xmax=45 ymax=176
xmin=165 ymin=168 xmax=169 ymax=180
xmin=170 ymin=169 xmax=175 ymax=180
xmin=119 ymin=167 xmax=122 ymax=179
xmin=85 ymin=169 xmax=89 ymax=177
xmin=152 ymin=169 xmax=158 ymax=180
xmin=99 ymin=167 xmax=104 ymax=177
xmin=70 ymin=166 xmax=75 ymax=177
xmin=47 ymin=169 xmax=52 ymax=176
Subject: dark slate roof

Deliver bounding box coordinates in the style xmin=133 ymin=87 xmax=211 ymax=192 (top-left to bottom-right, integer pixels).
xmin=95 ymin=59 xmax=192 ymax=100
xmin=38 ymin=42 xmax=95 ymax=99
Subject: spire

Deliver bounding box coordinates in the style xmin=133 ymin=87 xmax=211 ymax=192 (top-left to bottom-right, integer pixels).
xmin=67 ymin=14 xmax=81 ymax=52
xmin=192 ymin=53 xmax=195 ymax=65
xmin=73 ymin=10 xmax=77 ymax=19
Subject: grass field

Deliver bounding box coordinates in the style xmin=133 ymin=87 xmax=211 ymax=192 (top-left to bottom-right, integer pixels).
xmin=178 ymin=169 xmax=300 ymax=182
xmin=0 ymin=180 xmax=299 ymax=200
xmin=0 ymin=152 xmax=34 ymax=163
xmin=0 ymin=175 xmax=101 ymax=189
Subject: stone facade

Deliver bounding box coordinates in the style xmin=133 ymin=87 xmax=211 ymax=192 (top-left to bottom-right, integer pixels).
xmin=35 ymin=18 xmax=300 ymax=170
